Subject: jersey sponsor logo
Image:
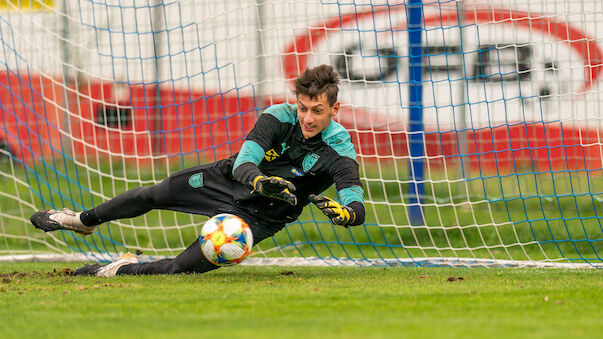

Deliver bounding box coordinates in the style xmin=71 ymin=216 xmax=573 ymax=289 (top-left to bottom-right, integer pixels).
xmin=188 ymin=172 xmax=204 ymax=188
xmin=264 ymin=149 xmax=279 ymax=161
xmin=302 ymin=153 xmax=320 ymax=172
xmin=290 ymin=167 xmax=304 ymax=176
xmin=264 ymin=143 xmax=289 ymax=162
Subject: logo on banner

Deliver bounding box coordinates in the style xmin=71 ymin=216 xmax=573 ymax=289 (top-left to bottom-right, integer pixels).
xmin=281 ymin=6 xmax=603 ymax=130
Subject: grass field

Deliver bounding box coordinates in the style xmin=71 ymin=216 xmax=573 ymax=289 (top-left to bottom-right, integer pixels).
xmin=1 ymin=262 xmax=601 ymax=338
xmin=1 ymin=158 xmax=602 ymax=338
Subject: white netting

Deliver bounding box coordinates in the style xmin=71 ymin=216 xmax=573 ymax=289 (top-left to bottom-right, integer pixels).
xmin=0 ymin=0 xmax=602 ymax=267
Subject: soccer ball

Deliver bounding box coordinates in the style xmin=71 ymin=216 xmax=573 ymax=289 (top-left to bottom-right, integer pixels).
xmin=200 ymin=213 xmax=253 ymax=266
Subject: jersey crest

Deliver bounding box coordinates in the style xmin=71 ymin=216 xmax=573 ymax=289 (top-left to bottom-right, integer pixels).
xmin=302 ymin=153 xmax=320 ymax=172
xmin=188 ymin=172 xmax=204 ymax=188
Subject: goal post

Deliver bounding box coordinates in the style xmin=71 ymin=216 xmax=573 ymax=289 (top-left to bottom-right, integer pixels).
xmin=0 ymin=0 xmax=602 ymax=268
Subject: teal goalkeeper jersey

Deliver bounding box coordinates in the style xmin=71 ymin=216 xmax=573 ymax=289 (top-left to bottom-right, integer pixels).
xmin=228 ymin=103 xmax=364 ymax=226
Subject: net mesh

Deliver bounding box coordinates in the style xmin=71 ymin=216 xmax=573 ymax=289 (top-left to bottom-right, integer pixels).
xmin=0 ymin=0 xmax=602 ymax=267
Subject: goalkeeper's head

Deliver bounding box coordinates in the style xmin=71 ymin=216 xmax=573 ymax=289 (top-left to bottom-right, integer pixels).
xmin=293 ymin=64 xmax=341 ymax=139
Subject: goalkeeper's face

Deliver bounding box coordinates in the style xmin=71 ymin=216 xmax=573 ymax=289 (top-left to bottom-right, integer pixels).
xmin=297 ymin=93 xmax=340 ymax=139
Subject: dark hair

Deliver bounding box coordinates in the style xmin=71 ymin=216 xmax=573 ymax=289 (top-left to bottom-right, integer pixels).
xmin=293 ymin=64 xmax=340 ymax=106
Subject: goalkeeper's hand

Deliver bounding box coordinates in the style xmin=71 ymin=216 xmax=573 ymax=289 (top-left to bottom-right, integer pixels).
xmin=308 ymin=194 xmax=356 ymax=227
xmin=252 ymin=175 xmax=297 ymax=206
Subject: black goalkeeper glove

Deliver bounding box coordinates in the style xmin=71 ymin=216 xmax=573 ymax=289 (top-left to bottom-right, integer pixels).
xmin=308 ymin=194 xmax=356 ymax=227
xmin=252 ymin=175 xmax=297 ymax=206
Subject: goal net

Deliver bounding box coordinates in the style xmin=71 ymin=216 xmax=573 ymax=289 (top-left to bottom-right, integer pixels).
xmin=1 ymin=0 xmax=602 ymax=268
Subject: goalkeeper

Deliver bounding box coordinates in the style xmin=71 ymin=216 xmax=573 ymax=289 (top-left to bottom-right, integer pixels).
xmin=29 ymin=64 xmax=365 ymax=277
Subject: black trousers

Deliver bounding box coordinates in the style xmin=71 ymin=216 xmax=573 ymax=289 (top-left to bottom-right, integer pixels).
xmin=84 ymin=161 xmax=280 ymax=275
xmin=118 ymin=238 xmax=218 ymax=275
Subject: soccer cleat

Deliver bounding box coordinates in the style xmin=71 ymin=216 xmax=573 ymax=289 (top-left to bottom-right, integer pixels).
xmin=30 ymin=208 xmax=96 ymax=235
xmin=73 ymin=253 xmax=139 ymax=277
xmin=72 ymin=263 xmax=103 ymax=276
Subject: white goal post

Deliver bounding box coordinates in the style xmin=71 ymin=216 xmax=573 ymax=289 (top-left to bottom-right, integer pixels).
xmin=0 ymin=0 xmax=602 ymax=268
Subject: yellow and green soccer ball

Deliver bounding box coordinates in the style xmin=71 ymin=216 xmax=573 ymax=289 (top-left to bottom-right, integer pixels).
xmin=200 ymin=213 xmax=253 ymax=266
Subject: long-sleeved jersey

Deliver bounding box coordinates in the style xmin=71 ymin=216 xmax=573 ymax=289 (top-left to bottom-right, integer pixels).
xmin=80 ymin=102 xmax=365 ymax=238
xmin=228 ymin=103 xmax=365 ymax=227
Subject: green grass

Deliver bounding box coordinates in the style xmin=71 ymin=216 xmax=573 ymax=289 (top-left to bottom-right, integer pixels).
xmin=0 ymin=262 xmax=601 ymax=339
